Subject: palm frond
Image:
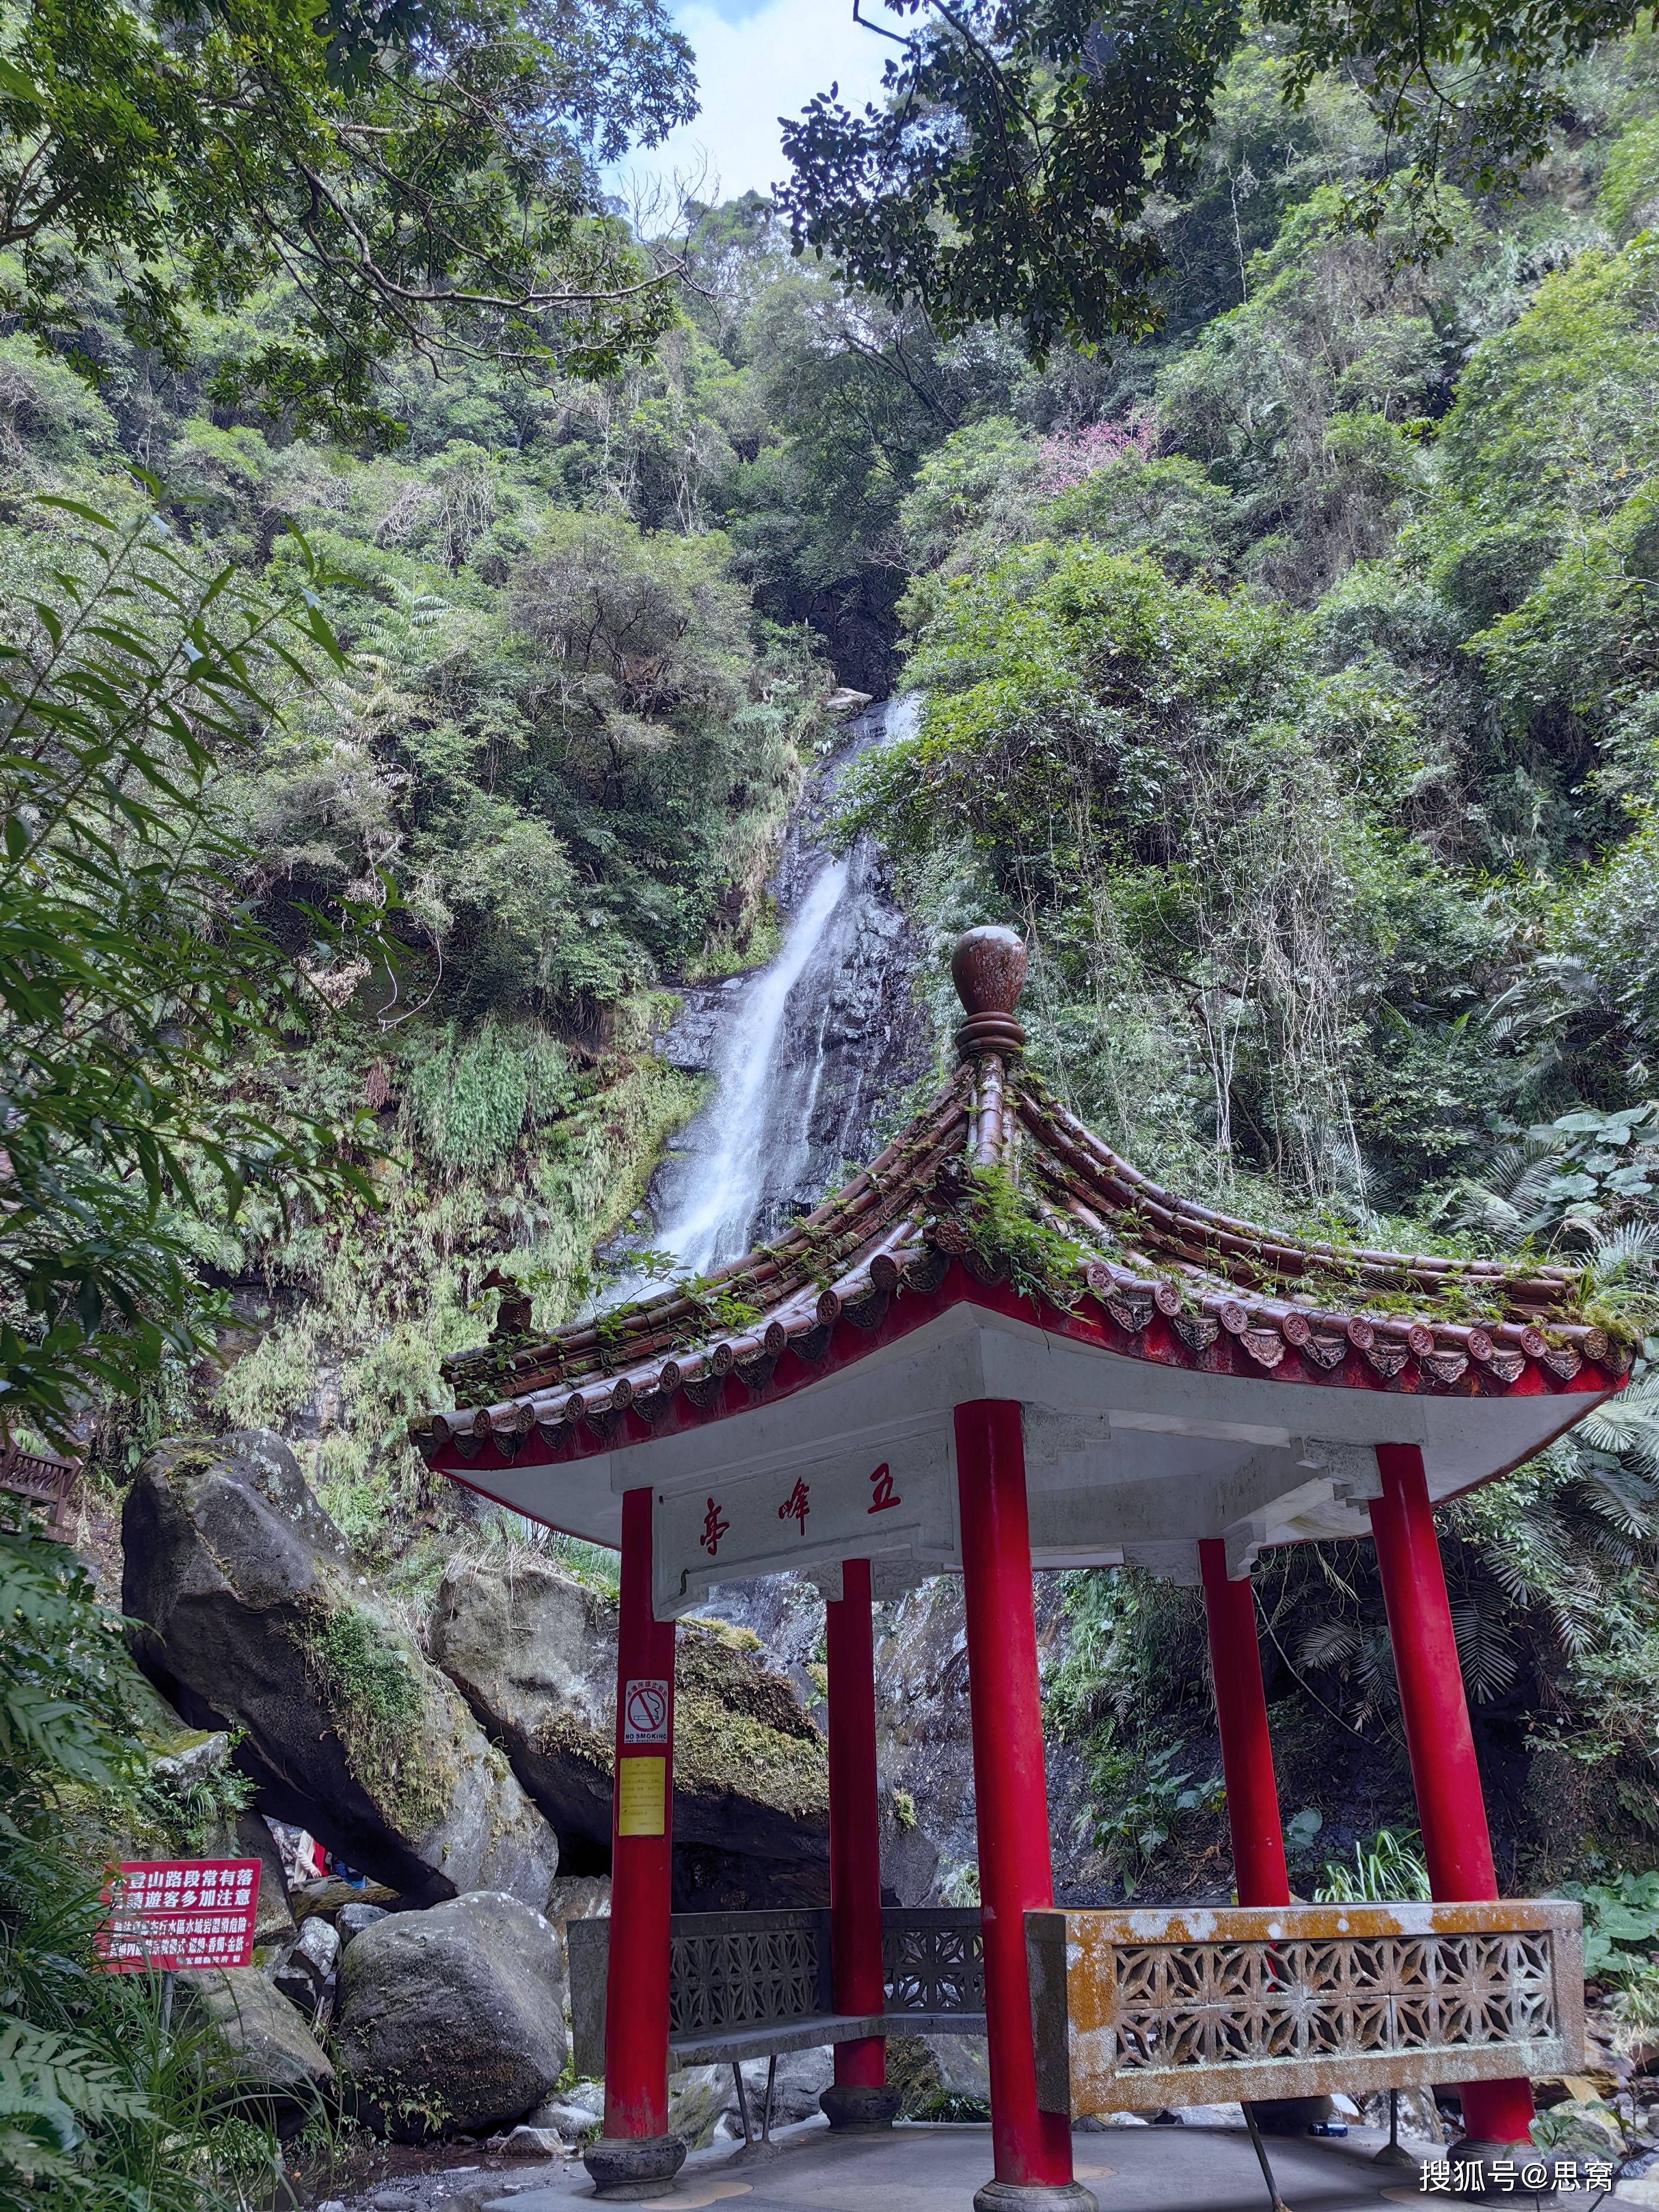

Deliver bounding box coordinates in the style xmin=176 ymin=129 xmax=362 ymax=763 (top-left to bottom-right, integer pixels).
xmin=1299 ymin=1616 xmax=1361 ymax=1671
xmin=1576 ymin=1377 xmax=1659 ymax=1473
xmin=1450 ymin=1594 xmax=1519 ymax=1703
xmin=1577 ymin=1458 xmax=1659 ymax=1539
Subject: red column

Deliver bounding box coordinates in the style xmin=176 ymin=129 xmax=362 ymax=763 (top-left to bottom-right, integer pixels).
xmin=1198 ymin=1540 xmax=1289 ymax=1906
xmin=1370 ymin=1444 xmax=1534 ymax=2148
xmin=589 ymin=1485 xmax=684 ymax=2193
xmin=956 ymin=1400 xmax=1080 ymax=2200
xmin=824 ymin=1556 xmax=892 ymax=2120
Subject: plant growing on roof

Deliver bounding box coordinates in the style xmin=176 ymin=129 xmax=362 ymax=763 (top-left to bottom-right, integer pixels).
xmin=671 ymin=1276 xmax=763 ymax=1339
xmin=953 ymin=1162 xmax=1094 ymax=1311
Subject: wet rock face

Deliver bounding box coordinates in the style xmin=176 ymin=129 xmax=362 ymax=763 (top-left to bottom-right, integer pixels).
xmin=430 ymin=1553 xmax=830 ymax=1907
xmin=122 ymin=1431 xmax=559 ymax=1909
xmin=874 ymin=1578 xmax=976 ymax=1900
xmin=655 ymin=986 xmax=730 ymax=1076
xmin=874 ymin=1574 xmax=1105 ymax=1903
xmin=334 ymin=1891 xmax=567 ymax=2141
xmin=746 ymin=718 xmax=930 ymax=1241
xmin=698 ymin=1570 xmax=1108 ymax=1908
xmin=643 ymin=699 xmax=930 ymax=1268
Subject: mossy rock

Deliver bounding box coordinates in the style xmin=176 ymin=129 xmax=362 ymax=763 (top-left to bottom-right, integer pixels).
xmin=673 ymin=1621 xmax=828 ymax=1824
xmin=432 ymin=1552 xmax=830 ymax=1892
xmin=123 ymin=1428 xmax=559 ymax=1909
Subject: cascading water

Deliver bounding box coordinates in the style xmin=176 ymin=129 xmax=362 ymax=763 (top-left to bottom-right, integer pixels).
xmin=627 ymin=696 xmax=926 ymax=1285
xmin=656 ymin=859 xmax=851 ymax=1277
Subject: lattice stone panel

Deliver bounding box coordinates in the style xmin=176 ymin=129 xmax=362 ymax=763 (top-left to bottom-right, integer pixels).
xmin=882 ymin=1909 xmax=985 ymax=2017
xmin=1030 ymin=1901 xmax=1586 ymax=2115
xmin=668 ymin=1910 xmax=832 ymax=2035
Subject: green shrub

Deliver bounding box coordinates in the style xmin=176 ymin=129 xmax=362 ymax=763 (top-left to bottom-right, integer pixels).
xmin=1553 ymin=1869 xmax=1659 ymax=1980
xmin=1314 ymin=1827 xmax=1432 ymax=1903
xmin=404 ymin=1021 xmax=576 ymax=1173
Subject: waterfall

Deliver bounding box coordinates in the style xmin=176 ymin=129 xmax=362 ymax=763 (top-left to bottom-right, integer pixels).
xmin=656 ymin=858 xmax=851 ymax=1277
xmin=626 ymin=696 xmax=926 ymax=1289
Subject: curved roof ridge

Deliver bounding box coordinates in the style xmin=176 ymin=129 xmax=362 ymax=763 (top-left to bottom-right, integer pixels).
xmin=1013 ymin=1070 xmax=1574 ymax=1301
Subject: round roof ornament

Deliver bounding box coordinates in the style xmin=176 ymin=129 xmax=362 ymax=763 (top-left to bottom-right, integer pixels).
xmin=952 ymin=926 xmax=1028 ymax=1061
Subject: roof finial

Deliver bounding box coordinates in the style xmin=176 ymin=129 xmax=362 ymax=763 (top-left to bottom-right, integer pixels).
xmin=952 ymin=926 xmax=1028 ymax=1063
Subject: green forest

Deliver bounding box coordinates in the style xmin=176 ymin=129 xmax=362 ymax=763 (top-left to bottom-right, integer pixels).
xmin=10 ymin=0 xmax=1659 ymax=2198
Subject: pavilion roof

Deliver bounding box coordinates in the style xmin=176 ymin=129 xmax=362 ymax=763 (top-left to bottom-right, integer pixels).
xmin=417 ymin=929 xmax=1627 ymax=1469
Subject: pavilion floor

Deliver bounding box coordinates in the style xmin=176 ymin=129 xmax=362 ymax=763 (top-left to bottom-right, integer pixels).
xmin=450 ymin=2116 xmax=1434 ymax=2212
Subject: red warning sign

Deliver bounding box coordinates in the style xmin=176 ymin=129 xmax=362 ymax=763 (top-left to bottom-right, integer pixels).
xmin=95 ymin=1859 xmax=262 ymax=1972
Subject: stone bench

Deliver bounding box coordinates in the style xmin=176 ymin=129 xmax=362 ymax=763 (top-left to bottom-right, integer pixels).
xmin=569 ymin=1905 xmax=986 ymax=2072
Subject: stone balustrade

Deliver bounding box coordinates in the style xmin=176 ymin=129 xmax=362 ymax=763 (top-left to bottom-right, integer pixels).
xmin=1028 ymin=1900 xmax=1585 ymax=2115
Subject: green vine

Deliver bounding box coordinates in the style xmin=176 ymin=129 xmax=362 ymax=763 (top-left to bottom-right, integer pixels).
xmin=959 ymin=1164 xmax=1095 ymax=1310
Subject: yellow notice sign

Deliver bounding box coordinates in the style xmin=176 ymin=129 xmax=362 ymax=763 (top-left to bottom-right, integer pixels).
xmin=617 ymin=1756 xmax=666 ymax=1837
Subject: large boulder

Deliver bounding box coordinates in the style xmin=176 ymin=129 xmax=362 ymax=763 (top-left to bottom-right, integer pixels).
xmin=429 ymin=1555 xmax=830 ymax=1905
xmin=181 ymin=1966 xmax=334 ymax=2133
xmin=334 ymin=1891 xmax=568 ymax=2140
xmin=872 ymin=1573 xmax=1104 ymax=1903
xmin=123 ymin=1431 xmax=559 ymax=1909
xmin=428 ymin=1554 xmax=612 ymax=1842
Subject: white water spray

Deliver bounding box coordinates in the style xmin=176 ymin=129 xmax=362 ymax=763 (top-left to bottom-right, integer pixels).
xmin=602 ymin=696 xmax=923 ymax=1306
xmin=655 ymin=855 xmax=851 ymax=1277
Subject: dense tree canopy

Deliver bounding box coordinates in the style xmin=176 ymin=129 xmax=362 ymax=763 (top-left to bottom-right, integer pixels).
xmin=0 ymin=0 xmax=697 ymax=439
xmin=778 ymin=0 xmax=1657 ymax=353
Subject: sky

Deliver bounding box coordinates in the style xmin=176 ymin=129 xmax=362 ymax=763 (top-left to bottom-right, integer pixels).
xmin=611 ymin=0 xmax=894 ymax=213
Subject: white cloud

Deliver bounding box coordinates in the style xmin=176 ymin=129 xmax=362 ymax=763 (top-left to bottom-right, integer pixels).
xmin=612 ymin=0 xmax=893 ymax=209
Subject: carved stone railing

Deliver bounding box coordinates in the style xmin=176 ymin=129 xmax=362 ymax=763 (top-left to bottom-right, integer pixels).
xmin=882 ymin=1907 xmax=985 ymax=2024
xmin=669 ymin=1908 xmax=837 ymax=2042
xmin=569 ymin=1905 xmax=986 ymax=2072
xmin=1029 ymin=1901 xmax=1586 ymax=2115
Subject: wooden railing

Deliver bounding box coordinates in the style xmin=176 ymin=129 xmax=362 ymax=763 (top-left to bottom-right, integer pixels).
xmin=0 ymin=1443 xmax=79 ymax=1535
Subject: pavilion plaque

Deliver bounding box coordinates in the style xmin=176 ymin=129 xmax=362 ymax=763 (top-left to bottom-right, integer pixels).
xmin=651 ymin=1418 xmax=957 ymax=1616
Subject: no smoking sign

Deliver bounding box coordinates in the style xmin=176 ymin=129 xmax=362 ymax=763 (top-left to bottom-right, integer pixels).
xmin=622 ymin=1678 xmax=670 ymax=1744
